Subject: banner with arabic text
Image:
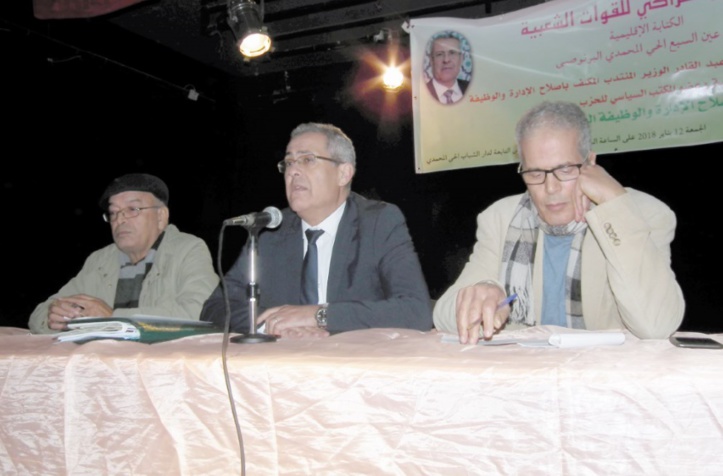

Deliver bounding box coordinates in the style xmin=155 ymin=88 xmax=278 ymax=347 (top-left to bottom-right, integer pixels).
xmin=409 ymin=0 xmax=722 ymax=173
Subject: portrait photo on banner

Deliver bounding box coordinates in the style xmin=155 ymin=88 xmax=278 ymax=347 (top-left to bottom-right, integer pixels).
xmin=423 ymin=31 xmax=473 ymax=106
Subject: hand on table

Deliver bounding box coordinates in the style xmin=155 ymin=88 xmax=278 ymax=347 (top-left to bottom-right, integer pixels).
xmin=48 ymin=294 xmax=113 ymax=331
xmin=259 ymin=304 xmax=322 ymax=336
xmin=455 ymin=282 xmax=510 ymax=345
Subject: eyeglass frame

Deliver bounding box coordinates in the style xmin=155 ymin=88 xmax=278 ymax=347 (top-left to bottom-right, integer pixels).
xmin=432 ymin=50 xmax=461 ymax=61
xmin=103 ymin=206 xmax=163 ymax=223
xmin=277 ymin=153 xmax=345 ymax=174
xmin=517 ymin=157 xmax=590 ymax=185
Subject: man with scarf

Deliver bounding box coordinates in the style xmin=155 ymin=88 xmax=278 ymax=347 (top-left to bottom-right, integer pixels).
xmin=433 ymin=101 xmax=684 ymax=343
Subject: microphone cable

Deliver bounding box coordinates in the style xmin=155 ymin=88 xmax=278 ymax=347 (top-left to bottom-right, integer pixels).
xmin=217 ymin=223 xmax=246 ymax=476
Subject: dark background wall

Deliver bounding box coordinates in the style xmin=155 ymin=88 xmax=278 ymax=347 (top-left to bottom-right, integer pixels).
xmin=2 ymin=14 xmax=719 ymax=333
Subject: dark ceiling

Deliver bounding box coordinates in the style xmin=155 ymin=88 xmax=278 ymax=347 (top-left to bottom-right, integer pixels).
xmin=4 ymin=0 xmax=542 ymax=81
xmin=116 ymin=0 xmax=539 ymax=78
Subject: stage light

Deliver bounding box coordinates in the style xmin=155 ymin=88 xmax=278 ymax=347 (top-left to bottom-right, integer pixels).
xmin=227 ymin=0 xmax=271 ymax=58
xmin=382 ymin=66 xmax=404 ymax=91
xmin=371 ymin=29 xmax=406 ymax=92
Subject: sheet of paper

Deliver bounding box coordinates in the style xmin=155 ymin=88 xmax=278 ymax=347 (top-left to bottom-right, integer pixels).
xmin=440 ymin=331 xmax=625 ymax=348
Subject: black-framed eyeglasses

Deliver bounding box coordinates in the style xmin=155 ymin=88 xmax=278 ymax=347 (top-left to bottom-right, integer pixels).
xmin=277 ymin=153 xmax=344 ymax=174
xmin=103 ymin=206 xmax=162 ymax=223
xmin=517 ymin=158 xmax=588 ymax=185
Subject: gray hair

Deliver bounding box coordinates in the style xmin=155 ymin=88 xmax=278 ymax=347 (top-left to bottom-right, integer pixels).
xmin=290 ymin=123 xmax=356 ymax=167
xmin=515 ymin=101 xmax=591 ymax=162
xmin=428 ymin=31 xmax=462 ymax=56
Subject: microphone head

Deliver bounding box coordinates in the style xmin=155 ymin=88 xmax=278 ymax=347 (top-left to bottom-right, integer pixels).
xmin=263 ymin=206 xmax=283 ymax=229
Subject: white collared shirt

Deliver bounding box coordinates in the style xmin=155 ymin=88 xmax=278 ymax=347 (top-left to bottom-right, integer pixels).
xmin=431 ymin=78 xmax=463 ymax=104
xmin=301 ymin=201 xmax=347 ymax=304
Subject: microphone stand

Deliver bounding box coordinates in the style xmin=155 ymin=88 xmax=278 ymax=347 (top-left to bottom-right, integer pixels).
xmin=231 ymin=226 xmax=276 ymax=344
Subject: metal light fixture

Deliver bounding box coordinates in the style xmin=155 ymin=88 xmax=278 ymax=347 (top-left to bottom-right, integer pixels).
xmin=227 ymin=0 xmax=271 ymax=58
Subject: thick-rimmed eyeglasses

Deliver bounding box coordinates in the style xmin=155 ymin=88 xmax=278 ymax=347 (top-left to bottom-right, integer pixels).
xmin=277 ymin=153 xmax=344 ymax=174
xmin=103 ymin=206 xmax=162 ymax=223
xmin=518 ymin=158 xmax=588 ymax=185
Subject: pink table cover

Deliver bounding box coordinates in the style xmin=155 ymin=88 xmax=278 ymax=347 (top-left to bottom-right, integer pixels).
xmin=1 ymin=326 xmax=722 ymax=475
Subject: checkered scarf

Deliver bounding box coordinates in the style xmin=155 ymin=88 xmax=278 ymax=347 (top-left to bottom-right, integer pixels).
xmin=500 ymin=193 xmax=586 ymax=328
xmin=114 ymin=232 xmax=165 ymax=309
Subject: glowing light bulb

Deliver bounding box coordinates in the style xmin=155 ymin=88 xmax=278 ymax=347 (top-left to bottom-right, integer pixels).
xmin=239 ymin=32 xmax=271 ymax=57
xmin=382 ymin=66 xmax=404 ymax=91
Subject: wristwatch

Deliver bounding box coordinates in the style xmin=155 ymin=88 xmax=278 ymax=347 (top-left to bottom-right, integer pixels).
xmin=315 ymin=304 xmax=329 ymax=329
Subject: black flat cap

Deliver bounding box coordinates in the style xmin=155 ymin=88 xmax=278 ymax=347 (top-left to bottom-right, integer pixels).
xmin=99 ymin=173 xmax=169 ymax=209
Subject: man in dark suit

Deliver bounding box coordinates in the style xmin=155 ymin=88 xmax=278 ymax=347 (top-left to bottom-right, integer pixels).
xmin=426 ymin=33 xmax=469 ymax=105
xmin=201 ymin=123 xmax=432 ymax=337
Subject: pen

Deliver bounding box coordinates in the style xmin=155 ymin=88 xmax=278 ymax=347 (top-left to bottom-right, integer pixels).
xmin=497 ymin=293 xmax=518 ymax=309
xmin=71 ymin=303 xmax=85 ymax=319
xmin=467 ymin=293 xmax=518 ymax=330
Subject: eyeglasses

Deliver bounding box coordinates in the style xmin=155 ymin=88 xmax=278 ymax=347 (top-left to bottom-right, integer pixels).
xmin=433 ymin=50 xmax=461 ymax=60
xmin=103 ymin=206 xmax=162 ymax=223
xmin=277 ymin=153 xmax=344 ymax=174
xmin=518 ymin=158 xmax=588 ymax=185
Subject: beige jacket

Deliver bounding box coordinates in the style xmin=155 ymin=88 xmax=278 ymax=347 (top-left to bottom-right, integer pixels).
xmin=433 ymin=189 xmax=684 ymax=339
xmin=29 ymin=224 xmax=219 ymax=334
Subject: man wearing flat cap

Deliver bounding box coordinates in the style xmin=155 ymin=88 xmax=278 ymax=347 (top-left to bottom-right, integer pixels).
xmin=28 ymin=173 xmax=219 ymax=334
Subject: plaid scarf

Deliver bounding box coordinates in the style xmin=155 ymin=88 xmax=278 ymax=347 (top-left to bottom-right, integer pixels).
xmin=500 ymin=193 xmax=586 ymax=328
xmin=114 ymin=232 xmax=165 ymax=309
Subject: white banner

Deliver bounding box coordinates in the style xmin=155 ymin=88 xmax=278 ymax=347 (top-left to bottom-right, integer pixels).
xmin=409 ymin=0 xmax=723 ymax=173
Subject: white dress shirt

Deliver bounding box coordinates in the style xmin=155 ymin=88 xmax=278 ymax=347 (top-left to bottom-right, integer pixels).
xmin=301 ymin=201 xmax=346 ymax=304
xmin=431 ymin=78 xmax=464 ymax=104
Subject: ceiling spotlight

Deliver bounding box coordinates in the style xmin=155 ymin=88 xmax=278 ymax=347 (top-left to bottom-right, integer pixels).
xmin=227 ymin=0 xmax=272 ymax=58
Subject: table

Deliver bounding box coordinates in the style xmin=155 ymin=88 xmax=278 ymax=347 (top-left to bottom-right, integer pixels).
xmin=1 ymin=326 xmax=722 ymax=475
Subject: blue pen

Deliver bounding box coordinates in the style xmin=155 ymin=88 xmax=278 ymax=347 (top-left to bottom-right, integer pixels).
xmin=497 ymin=293 xmax=518 ymax=309
xmin=467 ymin=293 xmax=518 ymax=331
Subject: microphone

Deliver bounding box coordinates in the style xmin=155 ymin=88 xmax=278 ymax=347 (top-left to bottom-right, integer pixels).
xmin=224 ymin=206 xmax=283 ymax=229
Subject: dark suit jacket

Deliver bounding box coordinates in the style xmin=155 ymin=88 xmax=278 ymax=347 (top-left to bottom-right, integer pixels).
xmin=201 ymin=193 xmax=432 ymax=333
xmin=426 ymin=78 xmax=470 ymax=103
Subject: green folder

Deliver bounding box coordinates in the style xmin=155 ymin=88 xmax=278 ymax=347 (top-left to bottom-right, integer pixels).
xmin=55 ymin=316 xmax=222 ymax=344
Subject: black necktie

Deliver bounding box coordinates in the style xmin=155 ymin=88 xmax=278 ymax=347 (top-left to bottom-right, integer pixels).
xmin=301 ymin=229 xmax=324 ymax=304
